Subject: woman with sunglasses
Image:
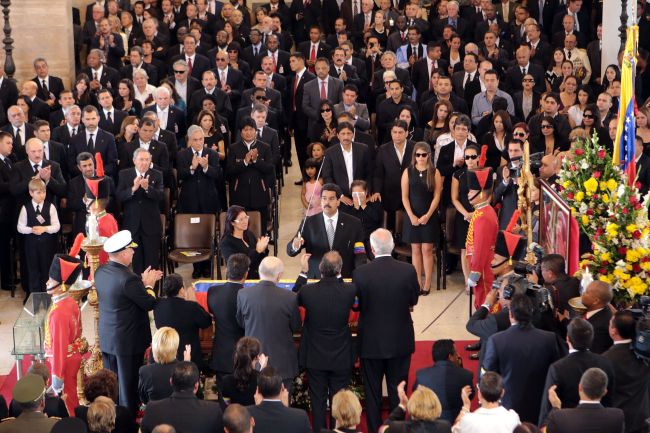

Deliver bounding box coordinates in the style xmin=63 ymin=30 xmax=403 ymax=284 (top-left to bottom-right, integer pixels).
xmin=531 ymin=116 xmax=568 ymax=155
xmin=451 ymin=144 xmax=480 ymax=282
xmin=220 ymin=205 xmax=270 ymax=280
xmin=399 ymin=107 xmax=424 ymax=142
xmin=512 ymin=123 xmax=529 ymax=144
xmin=401 ymin=142 xmax=442 ymax=295
xmin=424 ymin=100 xmax=452 ymax=144
xmin=309 ymin=100 xmax=338 ymax=146
xmin=513 ymin=73 xmax=540 ymax=123
xmin=227 ymin=42 xmax=252 ymax=84
xmin=481 ymin=110 xmax=512 ymax=170
xmin=579 ymin=104 xmax=607 ymax=143
xmin=567 ymin=85 xmax=593 ymax=128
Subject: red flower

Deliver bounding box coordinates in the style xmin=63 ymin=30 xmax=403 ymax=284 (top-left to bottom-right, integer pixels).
xmin=593 ymin=194 xmax=599 ymax=200
xmin=618 ymin=247 xmax=628 ymax=255
xmin=630 ymin=196 xmax=638 ymax=205
xmin=599 ymin=268 xmax=608 ymax=275
xmin=593 ymin=171 xmax=602 ymax=179
xmin=634 ymin=230 xmax=642 ymax=239
xmin=570 ymin=164 xmax=577 ymax=171
xmin=597 ymin=149 xmax=606 ymax=159
xmin=636 ymin=181 xmax=642 ymax=190
xmin=575 ymin=148 xmax=585 ymax=156
xmin=586 ymin=209 xmax=594 ymax=216
xmin=635 ymin=203 xmax=642 ymax=210
xmin=567 ymin=192 xmax=574 ymax=199
xmin=596 ymin=228 xmax=604 ymax=235
xmin=622 ymin=207 xmax=629 ymax=214
xmin=634 ymin=264 xmax=642 ymax=273
xmin=602 ymin=261 xmax=609 ymax=266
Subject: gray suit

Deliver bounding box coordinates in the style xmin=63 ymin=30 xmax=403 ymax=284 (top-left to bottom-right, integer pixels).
xmin=236 ymin=280 xmax=302 ymax=380
xmin=333 ymin=102 xmax=371 ymax=131
xmin=302 ymin=76 xmax=344 ymax=130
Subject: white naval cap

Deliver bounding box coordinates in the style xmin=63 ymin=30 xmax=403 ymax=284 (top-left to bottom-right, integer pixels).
xmin=103 ymin=230 xmax=139 ymax=253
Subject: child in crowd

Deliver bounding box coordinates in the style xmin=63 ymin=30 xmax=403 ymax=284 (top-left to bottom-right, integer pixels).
xmin=302 ymin=158 xmax=323 ymax=216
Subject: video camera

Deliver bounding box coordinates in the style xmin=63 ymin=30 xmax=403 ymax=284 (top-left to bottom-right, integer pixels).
xmin=630 ymin=296 xmax=650 ymax=364
xmin=512 ymin=243 xmax=545 ymax=282
xmin=510 ymin=152 xmax=544 ymax=179
xmin=492 ymin=272 xmax=554 ymax=315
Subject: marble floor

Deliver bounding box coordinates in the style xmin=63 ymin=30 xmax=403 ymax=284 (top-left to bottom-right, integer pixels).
xmin=0 ymin=155 xmax=474 ymax=376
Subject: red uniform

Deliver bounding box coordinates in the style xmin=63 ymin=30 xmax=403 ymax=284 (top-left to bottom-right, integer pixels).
xmin=45 ymin=295 xmax=83 ymax=415
xmin=466 ymin=203 xmax=498 ymax=309
xmin=97 ymin=211 xmax=119 ymax=264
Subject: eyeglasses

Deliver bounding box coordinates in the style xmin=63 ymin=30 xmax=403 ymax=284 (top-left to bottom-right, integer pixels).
xmin=522 ymin=78 xmax=534 ymax=83
xmin=541 ymin=124 xmax=554 ymax=129
xmin=464 ymin=154 xmax=478 ymax=160
xmin=415 ymin=152 xmax=428 ymax=157
xmin=321 ymin=108 xmax=332 ymax=113
xmin=173 ymin=69 xmax=187 ymax=74
xmin=583 ymin=114 xmax=594 ymax=119
xmin=513 ymin=132 xmax=526 ymax=137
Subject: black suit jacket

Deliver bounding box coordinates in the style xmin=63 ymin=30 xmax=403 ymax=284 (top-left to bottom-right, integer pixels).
xmin=539 ymin=350 xmax=616 ymax=425
xmin=0 ymin=77 xmax=19 ymax=114
xmin=10 ymin=159 xmax=66 ymax=209
xmin=140 ymin=390 xmax=223 ymax=433
xmin=226 ymin=140 xmax=274 ymax=209
xmin=530 ymin=40 xmax=553 ymax=68
xmin=0 ymin=156 xmax=15 ymax=223
xmin=90 ymin=33 xmax=126 ymax=69
xmin=431 ymin=17 xmax=471 ymax=41
xmin=322 ymin=142 xmax=372 ymax=197
xmin=484 ymin=324 xmax=563 ymax=423
xmin=451 ymin=70 xmax=481 ymax=112
xmin=411 ymin=57 xmax=449 ymax=103
xmin=66 ymin=173 xmax=116 ymax=235
xmin=1 ymin=123 xmax=34 ymax=161
xmin=116 ymin=167 xmax=164 ymax=235
xmin=587 ymin=308 xmax=614 ymax=354
xmin=636 ymin=153 xmax=650 ymax=196
xmin=32 ymin=75 xmax=65 ymax=102
xmin=188 ymin=87 xmax=232 ymax=124
xmin=246 ymin=401 xmax=311 ymax=433
xmin=513 ymin=91 xmax=542 ymax=123
xmin=138 ymin=360 xmax=176 ymax=404
xmin=142 ymin=104 xmax=187 ymax=137
xmin=82 ymin=66 xmax=121 ymax=94
xmin=288 ymin=71 xmax=316 ymax=125
xmin=207 ymin=281 xmax=245 ymax=373
xmin=505 ymin=63 xmax=546 ymax=94
xmin=297 ymin=40 xmax=331 ymax=64
xmin=551 ymin=9 xmax=591 ymax=40
xmin=296 ymin=276 xmax=357 ymax=370
xmin=98 ymin=108 xmax=128 ymax=136
xmin=289 ymin=0 xmax=321 ymax=43
xmin=413 ymin=361 xmax=473 ymax=423
xmin=120 ymin=63 xmax=159 ymax=85
xmin=544 ymin=403 xmax=625 ymax=433
xmin=373 ymin=141 xmax=414 ymax=212
xmin=68 ymin=128 xmax=118 ymax=177
xmin=527 ymin=0 xmax=559 ymax=37
xmin=171 ymin=53 xmax=212 ymax=81
xmin=240 ymin=87 xmax=283 ymax=113
xmin=437 ymin=140 xmax=477 ymax=206
xmin=75 ymin=404 xmax=137 ymax=433
xmin=353 ymin=256 xmax=419 ymax=358
xmin=49 ymin=109 xmax=66 ymax=130
xmin=95 ymin=260 xmax=157 ymax=355
xmin=213 ymin=66 xmax=245 ymax=110
xmin=44 ymin=140 xmax=67 ymax=176
xmin=286 ymin=211 xmax=367 ymax=278
xmin=176 ymin=147 xmax=221 ymax=213
xmin=51 ymin=123 xmax=84 ymax=148
xmin=552 ymin=30 xmax=587 ymax=49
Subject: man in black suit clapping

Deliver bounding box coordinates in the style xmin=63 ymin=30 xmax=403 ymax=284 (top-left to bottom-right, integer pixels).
xmin=287 ymin=183 xmax=367 ymax=278
xmin=353 ymin=228 xmax=420 ymax=433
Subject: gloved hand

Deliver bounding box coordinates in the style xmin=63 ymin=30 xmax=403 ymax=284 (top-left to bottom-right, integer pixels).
xmin=466 ymin=278 xmax=477 ymax=288
xmin=51 ymin=375 xmax=64 ymax=395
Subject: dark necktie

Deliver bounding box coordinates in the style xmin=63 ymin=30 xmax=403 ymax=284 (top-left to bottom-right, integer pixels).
xmin=107 ymin=111 xmax=113 ymax=125
xmin=15 ymin=128 xmax=21 ymax=145
xmin=71 ymin=127 xmax=77 ymax=137
xmin=464 ymin=73 xmax=471 ymax=89
xmin=3 ymin=158 xmax=10 ymax=169
xmin=42 ymin=79 xmax=48 ymax=94
xmin=257 ymin=129 xmax=263 ymax=139
xmin=567 ymin=50 xmax=572 ymax=59
xmin=521 ymin=67 xmax=526 ymax=75
xmin=33 ymin=164 xmax=39 ymax=175
xmin=36 ymin=204 xmax=41 ymax=215
xmin=88 ymin=133 xmax=94 ymax=152
xmin=254 ymin=46 xmax=258 ymax=56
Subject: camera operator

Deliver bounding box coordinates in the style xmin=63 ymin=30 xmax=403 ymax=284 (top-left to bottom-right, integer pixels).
xmin=493 ymin=139 xmax=524 ymax=230
xmin=540 ymin=254 xmax=581 ymax=338
xmin=581 ymin=281 xmax=614 ymax=354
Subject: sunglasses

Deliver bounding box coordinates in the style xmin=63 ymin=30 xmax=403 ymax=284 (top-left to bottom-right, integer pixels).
xmin=415 ymin=152 xmax=428 ymax=157
xmin=583 ymin=114 xmax=594 ymax=119
xmin=464 ymin=154 xmax=478 ymax=160
xmin=216 ymin=58 xmax=228 ymax=62
xmin=255 ymin=95 xmax=269 ymax=101
xmin=513 ymin=132 xmax=526 ymax=137
xmin=321 ymin=108 xmax=332 ymax=113
xmin=173 ymin=69 xmax=187 ymax=74
xmin=541 ymin=124 xmax=554 ymax=129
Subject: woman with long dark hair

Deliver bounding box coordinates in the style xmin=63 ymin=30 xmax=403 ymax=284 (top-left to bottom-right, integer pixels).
xmin=73 ymin=73 xmax=94 ymax=108
xmin=219 ymin=205 xmax=270 ymax=279
xmin=399 ymin=107 xmax=423 ymax=142
xmin=530 ymin=115 xmax=568 ymax=155
xmin=481 ymin=110 xmax=511 ymax=170
xmin=220 ymin=337 xmax=268 ymax=405
xmin=114 ymin=79 xmax=143 ymax=117
xmin=401 ymin=142 xmax=442 ymax=295
xmin=424 ymin=100 xmax=452 ymax=144
xmin=309 ymin=100 xmax=338 ymax=145
xmin=545 ymin=48 xmax=566 ymax=92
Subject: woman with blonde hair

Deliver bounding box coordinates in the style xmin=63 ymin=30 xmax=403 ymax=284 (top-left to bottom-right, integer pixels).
xmin=320 ymin=389 xmax=363 ymax=433
xmin=380 ymin=381 xmax=452 ymax=432
xmin=87 ymin=396 xmax=117 ymax=433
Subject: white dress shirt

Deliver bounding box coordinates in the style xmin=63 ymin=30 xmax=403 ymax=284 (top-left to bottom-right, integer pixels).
xmin=17 ymin=200 xmax=61 ymax=235
xmin=341 ymin=144 xmax=354 ymax=188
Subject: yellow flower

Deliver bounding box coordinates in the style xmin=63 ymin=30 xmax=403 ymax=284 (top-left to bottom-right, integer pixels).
xmin=607 ymin=179 xmax=618 ymax=191
xmin=575 ymin=191 xmax=585 ymax=202
xmin=627 ymin=224 xmax=638 ymax=233
xmin=584 ymin=178 xmax=598 ymax=194
xmin=600 ymin=252 xmax=611 ymax=262
xmin=563 ymin=181 xmax=572 ymax=189
xmin=605 ymin=223 xmax=619 ymax=237
xmin=599 ymin=275 xmax=612 ymax=284
xmin=602 ymin=194 xmax=610 ymax=203
xmin=626 ymin=249 xmax=640 ymax=263
xmin=600 ymin=181 xmax=607 ymax=191
xmin=581 ymin=215 xmax=589 ymax=225
xmin=642 ymin=262 xmax=650 ymax=272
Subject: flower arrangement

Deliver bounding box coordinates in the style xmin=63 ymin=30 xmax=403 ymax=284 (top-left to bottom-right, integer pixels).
xmin=558 ymin=132 xmax=650 ymax=305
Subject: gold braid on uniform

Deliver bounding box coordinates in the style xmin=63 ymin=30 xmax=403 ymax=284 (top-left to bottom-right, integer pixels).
xmin=465 ymin=209 xmax=485 ymax=251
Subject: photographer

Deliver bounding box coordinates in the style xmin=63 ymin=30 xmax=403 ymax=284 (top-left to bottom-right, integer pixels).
xmin=540 ymin=254 xmax=581 ymax=336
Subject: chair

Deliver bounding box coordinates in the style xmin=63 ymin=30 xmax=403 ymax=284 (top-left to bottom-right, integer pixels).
xmin=216 ymin=211 xmax=261 ymax=278
xmin=167 ymin=214 xmax=217 ymax=279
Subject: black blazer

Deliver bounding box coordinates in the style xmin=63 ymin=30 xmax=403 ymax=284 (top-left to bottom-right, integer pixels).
xmin=98 ymin=108 xmax=128 ymax=136
xmin=44 ymin=140 xmax=68 ymax=177
xmin=527 ymin=0 xmax=559 ymax=37
xmin=240 ymin=87 xmax=283 ymax=113
xmin=95 ymin=260 xmax=158 ymax=356
xmin=321 ymin=142 xmax=372 ymax=197
xmin=118 ymin=139 xmax=170 ymax=180
xmin=286 ymin=211 xmax=367 ymax=279
xmin=353 ymin=256 xmax=419 ymax=359
xmin=176 ymin=147 xmax=221 ymax=214
xmin=382 ymin=405 xmax=452 ymax=433
xmin=431 ymin=16 xmax=471 ymax=41
xmin=207 ymin=281 xmax=245 ymax=373
xmin=219 ymin=233 xmax=267 ymax=280
xmin=116 ymin=167 xmax=164 ymax=236
xmin=539 ymin=350 xmax=616 ymax=425
xmin=451 ymin=70 xmax=481 ymax=112
xmin=297 ymin=40 xmax=331 ymax=63
xmin=213 ymin=67 xmax=245 ymax=108
xmin=530 ymin=40 xmax=553 ymax=68
xmin=226 ymin=140 xmax=274 ymax=209
xmin=505 ymin=63 xmax=546 ymax=94
xmin=171 ymin=53 xmax=211 ymax=80
xmin=288 ymin=71 xmax=316 ymax=125
xmin=9 ymin=159 xmax=66 ymax=209
xmin=246 ymin=401 xmax=311 ymax=433
xmin=411 ymin=57 xmax=449 ymax=102
xmin=413 ymin=361 xmax=473 ymax=423
xmin=28 ymin=97 xmax=52 ymax=122
xmin=1 ymin=123 xmax=35 ymax=161
xmin=587 ymin=308 xmax=614 ymax=354
xmin=484 ymin=324 xmax=563 ymax=423
xmin=68 ymin=128 xmax=118 ymax=177
xmin=603 ymin=342 xmax=650 ymax=432
xmin=142 ymin=104 xmax=187 ymax=138
xmin=153 ymin=297 xmax=212 ymax=368
xmin=66 ymin=173 xmax=116 ymax=235
xmin=513 ymin=91 xmax=542 ymax=123
xmin=0 ymin=78 xmax=19 ymax=115
xmin=75 ymin=404 xmax=138 ymax=433
xmin=81 ymin=66 xmax=121 ymax=94
xmin=140 ymin=391 xmax=223 ymax=433
xmin=0 ymin=156 xmax=14 ymax=223
xmin=296 ymin=276 xmax=357 ymax=370
xmin=32 ymin=75 xmax=65 ymax=102
xmin=51 ymin=124 xmax=84 ymax=147
xmin=90 ymin=33 xmax=126 ymax=69
xmin=188 ymin=87 xmax=233 ymax=124
xmin=373 ymin=141 xmax=414 ymax=212
xmin=636 ymin=153 xmax=650 ymax=197
xmin=138 ymin=360 xmax=176 ymax=405
xmin=120 ymin=63 xmax=159 ymax=86
xmin=437 ymin=139 xmax=477 ymax=206
xmin=544 ymin=403 xmax=624 ymax=433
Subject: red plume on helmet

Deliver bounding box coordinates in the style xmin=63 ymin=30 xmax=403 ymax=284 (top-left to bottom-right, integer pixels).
xmin=69 ymin=233 xmax=85 ymax=258
xmin=95 ymin=152 xmax=105 ymax=178
xmin=478 ymin=145 xmax=488 ymax=168
xmin=505 ymin=209 xmax=521 ymax=233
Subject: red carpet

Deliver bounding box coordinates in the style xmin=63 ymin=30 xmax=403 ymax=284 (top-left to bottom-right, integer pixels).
xmin=0 ymin=340 xmax=480 ymax=429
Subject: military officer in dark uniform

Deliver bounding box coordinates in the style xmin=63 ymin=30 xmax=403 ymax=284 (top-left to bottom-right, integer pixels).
xmin=0 ymin=374 xmax=59 ymax=433
xmin=94 ymin=230 xmax=163 ymax=414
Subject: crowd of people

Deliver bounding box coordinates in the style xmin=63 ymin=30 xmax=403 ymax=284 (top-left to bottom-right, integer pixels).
xmin=0 ymin=0 xmax=650 ymax=431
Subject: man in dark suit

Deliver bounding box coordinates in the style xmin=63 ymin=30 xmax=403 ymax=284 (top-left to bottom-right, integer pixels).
xmin=436 ymin=115 xmax=476 ymax=207
xmin=288 ymin=52 xmax=316 ymax=175
xmin=419 ymin=76 xmax=469 ymax=125
xmin=294 ymin=251 xmax=357 ymax=432
xmin=49 ymin=90 xmax=76 ymax=130
xmin=249 ymin=104 xmax=282 ymax=173
xmin=451 ymin=53 xmax=482 ymax=113
xmin=68 ymin=106 xmax=118 ymax=178
xmin=302 ymin=57 xmax=344 ymax=135
xmin=527 ymin=23 xmax=552 ymax=68
xmin=551 ymin=15 xmax=587 ymax=49
xmin=90 ymin=18 xmax=126 ymax=70
xmin=246 ymin=367 xmax=311 ymax=433
xmin=484 ymin=294 xmax=563 ymax=423
xmin=143 ymin=86 xmax=187 ymax=138
xmin=241 ymin=29 xmax=266 ymax=72
xmin=188 ymin=70 xmax=233 ymax=126
xmin=581 ymin=281 xmax=614 ymax=354
xmin=140 ymin=362 xmax=223 ymax=433
xmin=411 ymin=42 xmax=448 ymax=103
xmin=265 ymin=34 xmax=291 ymax=76
xmin=413 ymin=339 xmax=473 ymax=423
xmin=290 ymin=0 xmax=323 ymax=45
xmin=493 ymin=139 xmax=524 ymax=230
xmin=121 ymin=46 xmax=159 ymax=85
xmin=287 ymin=183 xmax=367 ymax=278
xmin=20 ymin=82 xmax=50 ymax=122
xmin=604 ymin=311 xmax=650 ymax=433
xmin=375 ymin=80 xmax=418 ymax=145
xmin=329 ymin=47 xmax=363 ymax=93
xmin=119 ymin=119 xmax=170 ymax=181
xmin=551 ymin=0 xmax=591 ymax=41
xmin=505 ymin=45 xmax=546 ymax=94
xmin=51 ymin=105 xmax=83 ymax=148
xmin=96 ymin=89 xmax=128 ymax=137
xmin=474 ymin=3 xmax=508 ymax=41
xmin=116 ymin=148 xmax=164 ymax=275
xmin=0 ymin=68 xmax=19 ymax=116
xmin=297 ymin=25 xmax=331 ymax=73
xmin=207 ymin=254 xmax=248 ymax=379
xmin=241 ymin=71 xmax=283 ymax=112
xmin=431 ymin=1 xmax=471 ymax=41
xmin=544 ymin=367 xmax=625 ymax=433
xmin=32 ymin=121 xmax=67 ymax=179
xmin=171 ymin=34 xmax=211 ymax=81
xmin=527 ymin=0 xmax=559 ymax=38
xmin=213 ymin=51 xmax=245 ymax=111
xmin=332 ymin=84 xmax=370 ymax=131
xmin=236 ymin=257 xmax=302 ymax=391
xmin=82 ymin=49 xmax=121 ymax=95
xmin=94 ymin=230 xmax=162 ymax=413
xmin=321 ymin=123 xmax=372 ymax=212
xmin=0 ymin=131 xmax=15 ymax=292
xmin=539 ymin=318 xmax=616 ymax=425
xmin=540 ymin=254 xmax=581 ymax=337
xmin=587 ymin=24 xmax=603 ymax=88
xmin=32 ymin=58 xmax=65 ymax=106
xmin=353 ymin=228 xmax=419 ymax=433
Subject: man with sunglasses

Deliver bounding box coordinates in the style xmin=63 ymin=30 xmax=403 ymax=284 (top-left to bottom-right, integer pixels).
xmin=170 ymin=59 xmax=201 ymax=109
xmin=527 ymin=93 xmax=571 ymax=141
xmin=235 ymin=87 xmax=281 ymax=133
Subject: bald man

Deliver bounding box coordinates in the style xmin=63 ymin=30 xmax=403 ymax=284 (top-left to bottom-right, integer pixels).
xmin=581 ymin=281 xmax=614 ymax=354
xmin=236 ymin=256 xmax=302 ymax=393
xmin=20 ymin=81 xmax=51 ymax=122
xmin=540 ymin=155 xmax=559 ymax=183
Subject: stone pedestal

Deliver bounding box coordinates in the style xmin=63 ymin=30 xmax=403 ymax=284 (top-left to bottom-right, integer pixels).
xmin=6 ymin=0 xmax=75 ymax=87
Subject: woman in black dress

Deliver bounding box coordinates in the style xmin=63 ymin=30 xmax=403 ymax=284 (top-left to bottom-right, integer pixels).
xmin=219 ymin=205 xmax=270 ymax=279
xmin=220 ymin=336 xmax=268 ymax=406
xmin=137 ymin=327 xmax=181 ymax=405
xmin=399 ymin=107 xmax=424 ymax=142
xmin=380 ymin=382 xmax=451 ymax=433
xmin=480 ymin=110 xmax=511 ymax=170
xmin=321 ymin=390 xmax=363 ymax=433
xmin=115 ymin=79 xmax=143 ymax=117
xmin=401 ymin=142 xmax=442 ymax=295
xmin=451 ymin=144 xmax=480 ymax=282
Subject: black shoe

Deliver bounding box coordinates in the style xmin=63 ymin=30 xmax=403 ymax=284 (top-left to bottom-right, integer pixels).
xmin=469 ymin=353 xmax=479 ymax=360
xmin=465 ymin=342 xmax=481 ymax=351
xmin=294 ymin=179 xmax=303 ymax=186
xmin=284 ymin=160 xmax=293 ymax=167
xmin=420 ymin=289 xmax=430 ymax=296
xmin=192 ymin=270 xmax=201 ymax=279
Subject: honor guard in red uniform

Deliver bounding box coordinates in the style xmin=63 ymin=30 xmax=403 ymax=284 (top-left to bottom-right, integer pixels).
xmin=84 ymin=153 xmax=118 ymax=265
xmin=44 ymin=236 xmax=86 ymax=416
xmin=465 ymin=147 xmax=499 ymax=309
xmin=491 ymin=210 xmax=527 ymax=278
